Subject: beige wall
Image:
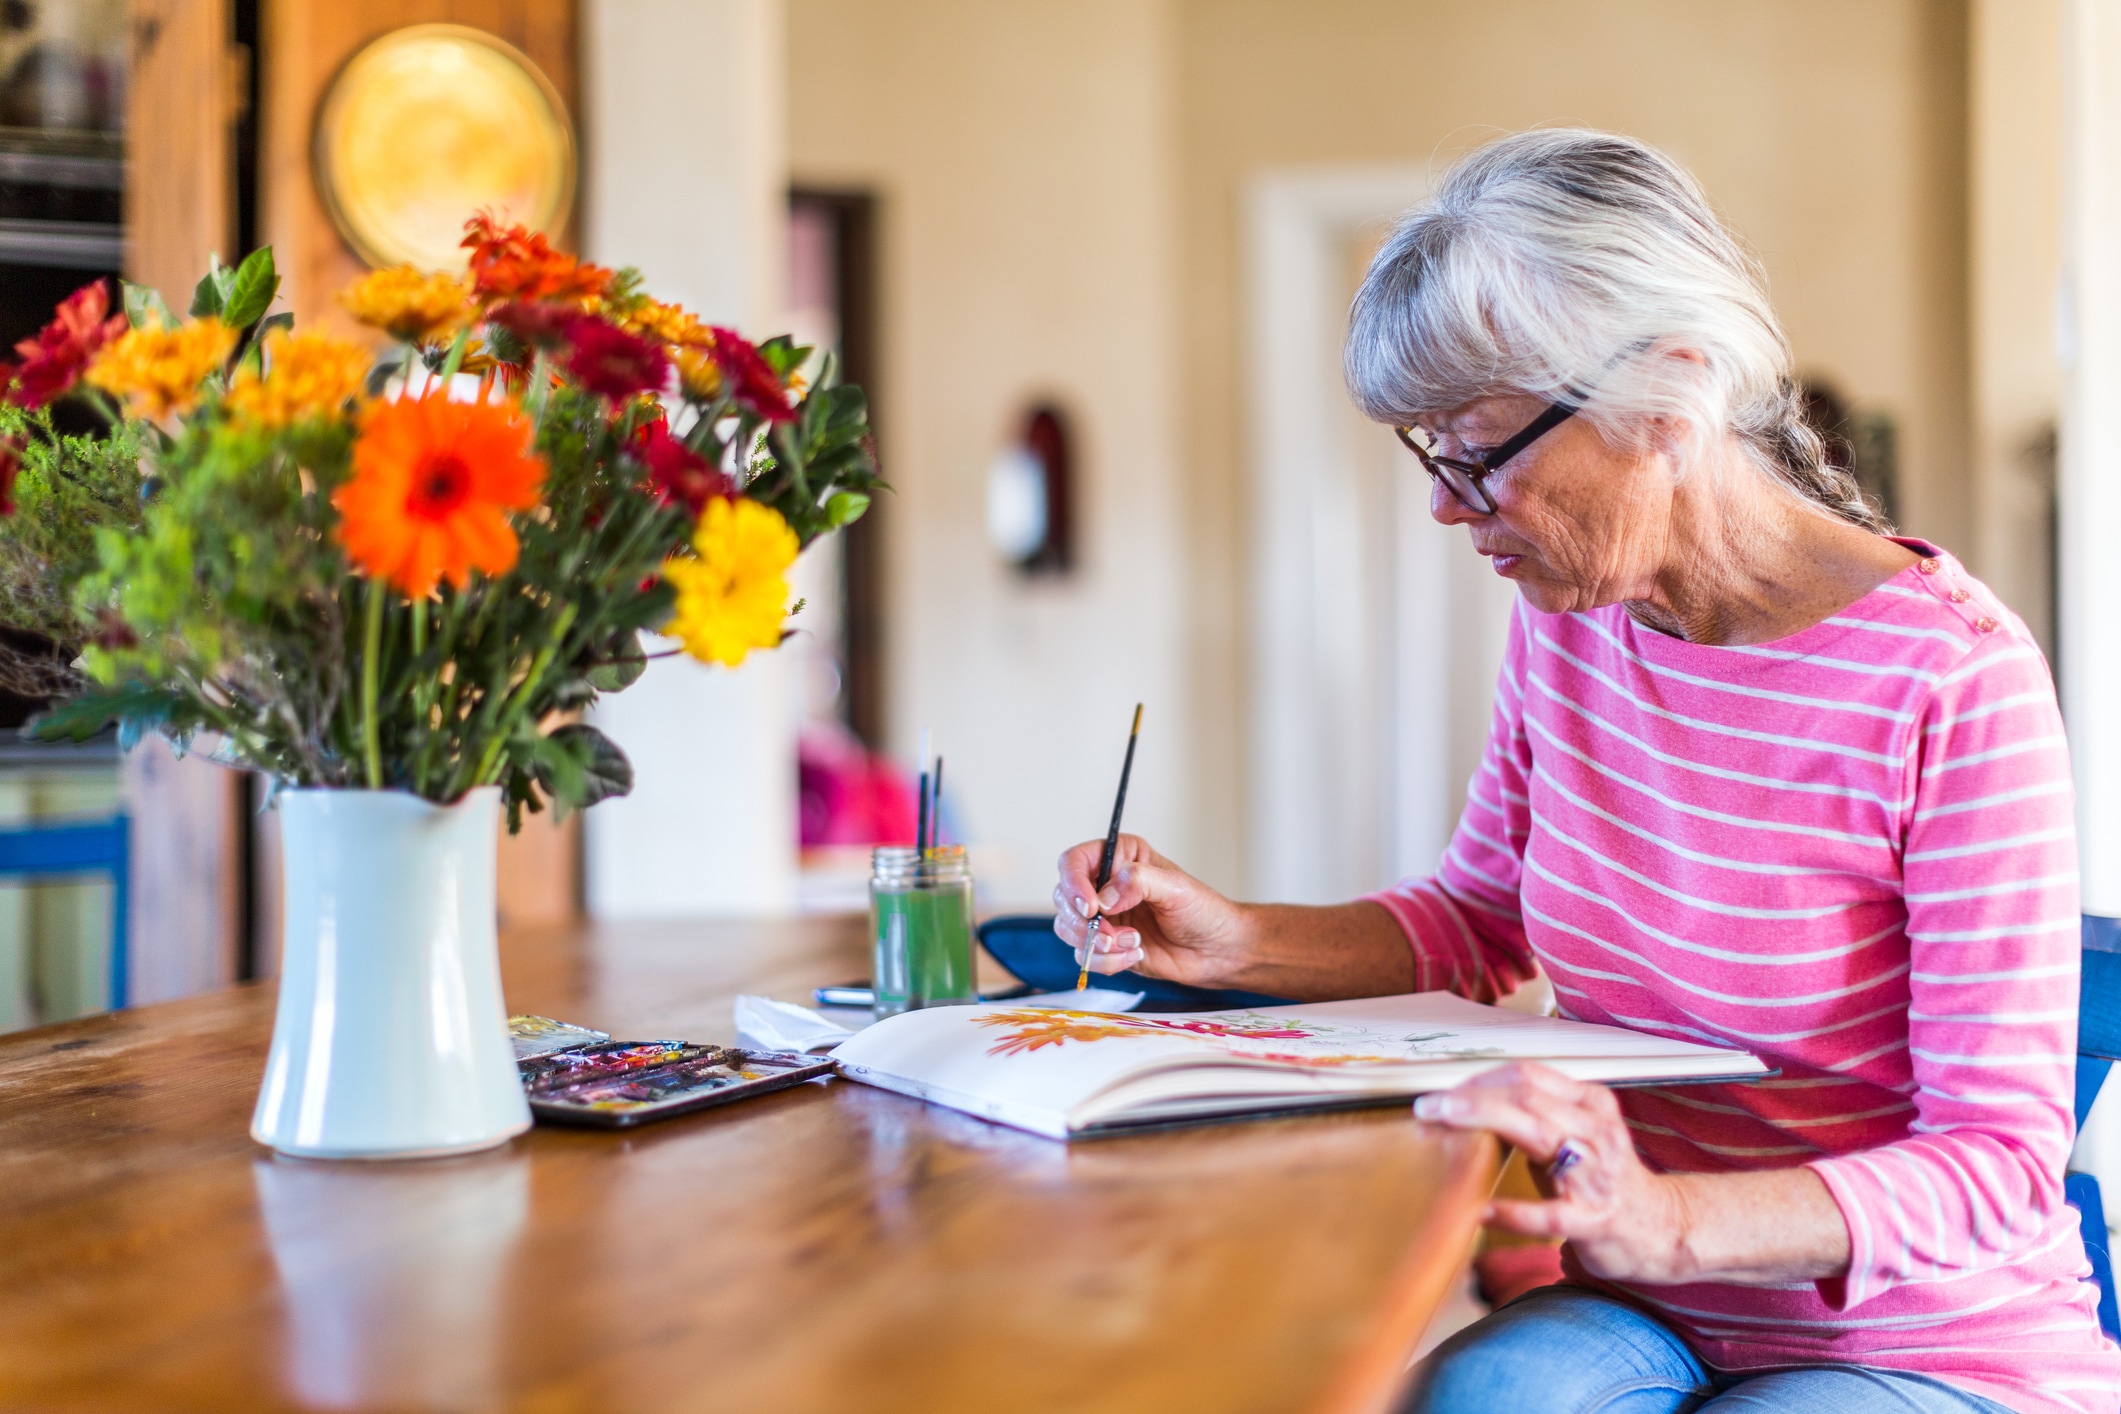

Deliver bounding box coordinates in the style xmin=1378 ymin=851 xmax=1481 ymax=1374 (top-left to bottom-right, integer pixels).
xmin=1969 ymin=0 xmax=2063 ymax=658
xmin=791 ymin=0 xmax=1997 ymax=901
xmin=790 ymin=0 xmax=1192 ymax=905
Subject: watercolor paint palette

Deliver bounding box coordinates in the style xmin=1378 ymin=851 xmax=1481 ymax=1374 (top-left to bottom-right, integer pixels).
xmin=506 ymin=1017 xmax=832 ymax=1129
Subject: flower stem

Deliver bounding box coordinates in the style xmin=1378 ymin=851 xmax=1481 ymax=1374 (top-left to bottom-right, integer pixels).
xmin=435 ymin=326 xmax=473 ymax=390
xmin=409 ymin=597 xmax=430 ymax=792
xmin=528 ymin=349 xmax=552 ymax=418
xmin=361 ymin=581 xmax=384 ymax=789
xmin=470 ymin=601 xmax=578 ymax=788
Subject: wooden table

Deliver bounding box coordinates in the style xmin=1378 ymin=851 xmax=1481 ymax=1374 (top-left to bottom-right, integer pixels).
xmin=0 ymin=917 xmax=1498 ymax=1413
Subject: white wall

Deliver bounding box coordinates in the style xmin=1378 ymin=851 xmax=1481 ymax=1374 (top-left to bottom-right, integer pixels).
xmin=579 ymin=0 xmax=800 ymax=917
xmin=2060 ymin=0 xmax=2121 ymax=919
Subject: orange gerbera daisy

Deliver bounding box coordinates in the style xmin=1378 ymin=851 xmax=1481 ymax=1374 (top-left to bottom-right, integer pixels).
xmin=335 ymin=393 xmax=545 ymax=598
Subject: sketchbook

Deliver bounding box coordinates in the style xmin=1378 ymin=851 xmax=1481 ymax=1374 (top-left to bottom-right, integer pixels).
xmin=832 ymin=991 xmax=1770 ymax=1139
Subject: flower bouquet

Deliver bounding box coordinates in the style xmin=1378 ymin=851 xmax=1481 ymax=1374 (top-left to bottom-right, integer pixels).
xmin=0 ymin=215 xmax=880 ymax=1156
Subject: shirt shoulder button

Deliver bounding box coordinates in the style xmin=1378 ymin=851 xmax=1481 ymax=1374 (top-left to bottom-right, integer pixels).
xmin=1950 ymin=588 xmax=1970 ymax=603
xmin=1975 ymin=616 xmax=1999 ymax=633
xmin=1920 ymin=558 xmax=1941 ymax=574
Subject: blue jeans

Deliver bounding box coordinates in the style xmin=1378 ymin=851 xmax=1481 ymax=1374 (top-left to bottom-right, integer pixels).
xmin=1404 ymin=1285 xmax=2014 ymax=1413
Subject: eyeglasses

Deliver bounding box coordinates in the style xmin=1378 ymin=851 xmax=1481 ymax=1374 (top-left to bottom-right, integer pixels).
xmin=1393 ymin=396 xmax=1582 ymax=516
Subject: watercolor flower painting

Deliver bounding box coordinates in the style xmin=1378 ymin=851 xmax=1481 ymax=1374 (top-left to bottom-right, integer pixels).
xmin=972 ymin=1008 xmax=1406 ymax=1065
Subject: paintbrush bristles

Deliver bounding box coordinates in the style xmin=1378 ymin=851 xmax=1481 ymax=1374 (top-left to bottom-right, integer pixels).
xmin=1077 ymin=703 xmax=1145 ymax=990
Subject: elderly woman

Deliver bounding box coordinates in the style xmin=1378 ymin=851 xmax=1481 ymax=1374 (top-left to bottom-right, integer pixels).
xmin=1055 ymin=130 xmax=2119 ymax=1413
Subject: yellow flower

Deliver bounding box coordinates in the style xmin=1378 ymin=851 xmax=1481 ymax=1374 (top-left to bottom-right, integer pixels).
xmin=622 ymin=299 xmax=724 ymax=400
xmin=86 ymin=318 xmax=237 ymax=419
xmin=338 ymin=266 xmax=475 ymax=345
xmin=670 ymin=346 xmax=723 ymax=400
xmin=620 ymin=298 xmax=703 ymax=344
xmin=225 ymin=329 xmax=370 ymax=429
xmin=662 ymin=496 xmax=797 ymax=668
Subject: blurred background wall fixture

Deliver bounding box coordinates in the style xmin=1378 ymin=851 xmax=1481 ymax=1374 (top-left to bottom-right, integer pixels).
xmin=22 ymin=0 xmax=2097 ymax=1024
xmin=986 ymin=404 xmax=1075 ymax=575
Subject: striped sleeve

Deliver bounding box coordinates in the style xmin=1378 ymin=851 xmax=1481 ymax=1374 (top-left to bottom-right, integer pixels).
xmin=1366 ymin=601 xmax=1541 ymax=1003
xmin=1807 ymin=631 xmax=2081 ymax=1310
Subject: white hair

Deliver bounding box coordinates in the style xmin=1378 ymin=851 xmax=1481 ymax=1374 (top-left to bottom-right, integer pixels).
xmin=1344 ymin=128 xmax=1883 ymax=531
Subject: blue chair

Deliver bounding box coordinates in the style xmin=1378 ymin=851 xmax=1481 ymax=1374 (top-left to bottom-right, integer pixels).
xmin=2073 ymin=916 xmax=2121 ymax=1340
xmin=0 ymin=816 xmax=131 ymax=1010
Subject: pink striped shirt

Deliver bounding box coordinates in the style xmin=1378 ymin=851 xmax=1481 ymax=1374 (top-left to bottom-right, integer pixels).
xmin=1369 ymin=543 xmax=2120 ymax=1413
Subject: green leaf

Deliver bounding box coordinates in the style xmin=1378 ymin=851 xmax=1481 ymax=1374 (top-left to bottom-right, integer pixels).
xmin=365 ymin=351 xmax=407 ymax=398
xmin=255 ymin=310 xmax=294 ymax=341
xmin=756 ymin=335 xmax=807 ymax=379
xmin=25 ymin=682 xmax=185 ymax=745
xmin=220 ymin=248 xmax=280 ymax=331
xmin=530 ymin=723 xmax=633 ymax=818
xmin=824 ymin=491 xmax=869 ymax=529
xmin=554 ymin=724 xmax=633 ymax=806
xmin=585 ymin=632 xmax=650 ymax=691
xmin=189 ymin=256 xmax=229 ymax=318
xmin=122 ymin=281 xmax=175 ymax=330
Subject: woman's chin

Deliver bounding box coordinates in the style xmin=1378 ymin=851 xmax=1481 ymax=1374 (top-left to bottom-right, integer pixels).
xmin=1513 ymin=578 xmax=1582 ymax=615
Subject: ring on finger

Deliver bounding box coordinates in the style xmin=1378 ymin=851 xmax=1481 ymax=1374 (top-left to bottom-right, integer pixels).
xmin=1549 ymin=1138 xmax=1586 ymax=1182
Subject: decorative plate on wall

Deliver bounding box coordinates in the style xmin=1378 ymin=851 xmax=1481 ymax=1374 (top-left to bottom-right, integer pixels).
xmin=313 ymin=24 xmax=575 ymax=271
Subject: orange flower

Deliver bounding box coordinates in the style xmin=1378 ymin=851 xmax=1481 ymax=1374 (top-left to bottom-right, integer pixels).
xmin=338 ymin=266 xmax=475 ymax=345
xmin=224 ymin=329 xmax=370 ymax=428
xmin=461 ymin=213 xmax=612 ymax=306
xmin=335 ymin=393 xmax=545 ymax=598
xmin=84 ymin=318 xmax=237 ymax=419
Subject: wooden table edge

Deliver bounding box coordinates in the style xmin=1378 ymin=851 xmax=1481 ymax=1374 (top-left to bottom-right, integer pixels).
xmin=1307 ymin=1129 xmax=1501 ymax=1414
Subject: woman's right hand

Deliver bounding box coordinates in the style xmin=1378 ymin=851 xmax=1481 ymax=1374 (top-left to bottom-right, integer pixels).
xmin=1051 ymin=836 xmax=1252 ymax=988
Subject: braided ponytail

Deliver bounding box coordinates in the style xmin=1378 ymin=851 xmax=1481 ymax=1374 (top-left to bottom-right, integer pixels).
xmin=1741 ymin=378 xmax=1889 ymax=533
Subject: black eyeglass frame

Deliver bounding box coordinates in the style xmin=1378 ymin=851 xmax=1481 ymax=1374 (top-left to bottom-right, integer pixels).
xmin=1393 ymin=395 xmax=1583 ymax=517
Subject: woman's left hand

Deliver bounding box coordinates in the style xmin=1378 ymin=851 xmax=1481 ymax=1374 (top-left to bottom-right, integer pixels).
xmin=1414 ymin=1061 xmax=1698 ymax=1285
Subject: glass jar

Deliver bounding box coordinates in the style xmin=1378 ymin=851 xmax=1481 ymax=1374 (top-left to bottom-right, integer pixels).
xmin=869 ymin=845 xmax=976 ymax=1018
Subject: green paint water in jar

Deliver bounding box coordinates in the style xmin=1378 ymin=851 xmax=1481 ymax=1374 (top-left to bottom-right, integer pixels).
xmin=869 ymin=845 xmax=976 ymax=1018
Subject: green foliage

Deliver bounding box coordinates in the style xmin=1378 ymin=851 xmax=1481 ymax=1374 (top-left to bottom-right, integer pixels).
xmin=683 ymin=346 xmax=887 ymax=548
xmin=0 ymin=403 xmax=148 ymax=696
xmin=123 ymin=281 xmax=174 ymax=331
xmin=188 ymin=248 xmax=280 ymax=328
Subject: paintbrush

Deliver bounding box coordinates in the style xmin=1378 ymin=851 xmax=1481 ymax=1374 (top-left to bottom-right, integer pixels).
xmin=1076 ymin=703 xmax=1144 ymax=990
xmin=915 ymin=728 xmax=932 ymax=867
xmin=930 ymin=756 xmax=945 ymax=849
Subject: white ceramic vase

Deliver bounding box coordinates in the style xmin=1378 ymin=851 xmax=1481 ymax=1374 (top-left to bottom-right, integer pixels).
xmin=251 ymin=786 xmax=530 ymax=1159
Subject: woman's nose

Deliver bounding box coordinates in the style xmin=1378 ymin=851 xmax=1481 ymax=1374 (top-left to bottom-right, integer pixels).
xmin=1430 ymin=475 xmax=1486 ymax=526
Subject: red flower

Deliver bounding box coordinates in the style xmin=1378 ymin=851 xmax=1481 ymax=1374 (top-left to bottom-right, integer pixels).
xmin=630 ymin=415 xmax=733 ymax=515
xmin=461 ymin=213 xmax=612 ymax=305
xmin=486 ymin=300 xmax=576 ymax=354
xmin=0 ymin=435 xmax=20 ymax=515
xmin=706 ymin=326 xmax=797 ymax=423
xmin=5 ymin=280 xmax=126 ymax=409
xmin=563 ymin=316 xmax=668 ymax=400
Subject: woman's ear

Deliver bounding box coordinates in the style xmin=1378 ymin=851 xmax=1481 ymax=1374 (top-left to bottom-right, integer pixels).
xmin=1659 ymin=344 xmax=1711 ymax=370
xmin=1634 ymin=343 xmax=1712 ymax=468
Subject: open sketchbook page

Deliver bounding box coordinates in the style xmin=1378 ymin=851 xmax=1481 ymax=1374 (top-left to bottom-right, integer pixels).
xmin=833 ymin=992 xmax=1766 ymax=1139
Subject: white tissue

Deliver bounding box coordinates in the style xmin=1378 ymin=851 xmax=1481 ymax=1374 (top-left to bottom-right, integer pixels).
xmin=735 ymin=995 xmax=858 ymax=1053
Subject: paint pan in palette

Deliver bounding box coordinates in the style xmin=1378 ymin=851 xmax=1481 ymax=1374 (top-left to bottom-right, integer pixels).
xmin=506 ymin=1017 xmax=833 ymax=1129
xmin=508 ymin=1014 xmax=611 ymax=1061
